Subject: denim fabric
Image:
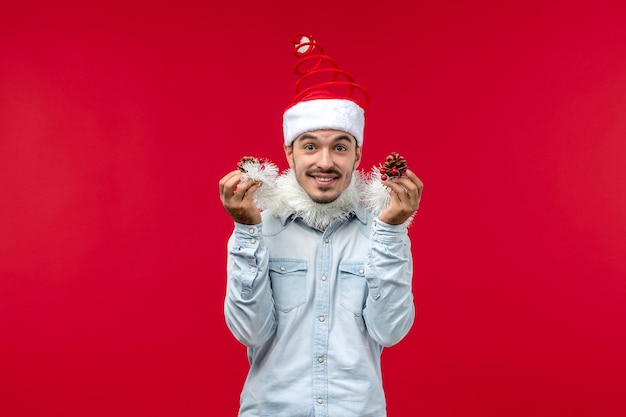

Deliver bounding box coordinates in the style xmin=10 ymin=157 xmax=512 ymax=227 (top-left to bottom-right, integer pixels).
xmin=224 ymin=204 xmax=414 ymax=417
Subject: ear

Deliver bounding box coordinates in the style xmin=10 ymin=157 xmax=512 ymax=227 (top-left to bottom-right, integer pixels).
xmin=353 ymin=145 xmax=363 ymax=170
xmin=284 ymin=144 xmax=295 ymax=168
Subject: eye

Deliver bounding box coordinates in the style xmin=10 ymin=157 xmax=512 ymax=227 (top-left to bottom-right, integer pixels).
xmin=336 ymin=144 xmax=347 ymax=151
xmin=304 ymin=144 xmax=315 ymax=151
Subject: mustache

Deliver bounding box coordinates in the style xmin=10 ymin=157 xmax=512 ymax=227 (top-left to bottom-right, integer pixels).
xmin=307 ymin=169 xmax=342 ymax=177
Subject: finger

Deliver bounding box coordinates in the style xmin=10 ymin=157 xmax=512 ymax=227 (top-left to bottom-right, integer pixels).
xmin=219 ymin=170 xmax=243 ymax=194
xmin=383 ymin=180 xmax=412 ymax=208
xmin=384 ymin=176 xmax=422 ymax=213
xmin=234 ymin=177 xmax=260 ymax=199
xmin=219 ymin=173 xmax=248 ymax=209
xmin=385 ymin=177 xmax=415 ymax=197
xmin=390 ymin=173 xmax=422 ymax=210
xmin=242 ymin=181 xmax=262 ymax=202
xmin=405 ymin=170 xmax=424 ymax=197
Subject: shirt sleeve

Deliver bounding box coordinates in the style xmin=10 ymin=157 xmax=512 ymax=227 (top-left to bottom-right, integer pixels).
xmin=362 ymin=217 xmax=415 ymax=347
xmin=224 ymin=222 xmax=276 ymax=347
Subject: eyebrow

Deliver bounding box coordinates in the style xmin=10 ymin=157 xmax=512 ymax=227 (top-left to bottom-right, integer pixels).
xmin=297 ymin=134 xmax=355 ymax=144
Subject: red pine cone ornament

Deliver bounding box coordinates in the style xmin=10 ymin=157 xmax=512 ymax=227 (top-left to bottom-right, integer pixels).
xmin=379 ymin=152 xmax=408 ymax=181
xmin=361 ymin=151 xmax=415 ymax=227
xmin=363 ymin=151 xmax=415 ymax=226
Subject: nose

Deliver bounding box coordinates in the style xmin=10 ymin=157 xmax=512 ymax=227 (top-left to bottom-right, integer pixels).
xmin=316 ymin=148 xmax=334 ymax=170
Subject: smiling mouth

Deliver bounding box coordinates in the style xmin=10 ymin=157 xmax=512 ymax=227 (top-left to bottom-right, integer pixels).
xmin=310 ymin=174 xmax=340 ymax=187
xmin=308 ymin=170 xmax=341 ymax=187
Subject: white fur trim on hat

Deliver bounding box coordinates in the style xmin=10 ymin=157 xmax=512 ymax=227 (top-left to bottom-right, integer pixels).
xmin=282 ymin=98 xmax=365 ymax=146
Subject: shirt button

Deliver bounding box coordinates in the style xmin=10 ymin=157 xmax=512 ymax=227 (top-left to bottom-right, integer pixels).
xmin=319 ymin=316 xmax=325 ymax=322
xmin=359 ymin=269 xmax=364 ymax=274
xmin=371 ymin=231 xmax=376 ymax=236
xmin=250 ymin=238 xmax=256 ymax=244
xmin=250 ymin=266 xmax=257 ymax=273
xmin=318 ymin=357 xmax=324 ymax=363
xmin=321 ymin=275 xmax=327 ymax=281
xmin=280 ymin=266 xmax=286 ymax=271
xmin=248 ymin=228 xmax=255 ymax=234
xmin=317 ymin=398 xmax=323 ymax=404
xmin=324 ymin=238 xmax=329 ymax=243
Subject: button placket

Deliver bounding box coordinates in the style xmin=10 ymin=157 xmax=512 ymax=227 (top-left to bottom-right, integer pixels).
xmin=312 ymin=229 xmax=335 ymax=414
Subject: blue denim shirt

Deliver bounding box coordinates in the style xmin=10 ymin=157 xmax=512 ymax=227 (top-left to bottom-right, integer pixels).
xmin=225 ymin=203 xmax=414 ymax=417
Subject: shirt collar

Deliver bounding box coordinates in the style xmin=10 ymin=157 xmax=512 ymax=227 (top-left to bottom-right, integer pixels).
xmin=279 ymin=201 xmax=368 ymax=226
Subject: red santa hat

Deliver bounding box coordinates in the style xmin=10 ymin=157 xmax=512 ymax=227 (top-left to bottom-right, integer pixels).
xmin=282 ymin=34 xmax=370 ymax=146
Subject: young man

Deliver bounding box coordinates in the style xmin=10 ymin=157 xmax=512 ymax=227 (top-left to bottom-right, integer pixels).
xmin=218 ymin=34 xmax=423 ymax=417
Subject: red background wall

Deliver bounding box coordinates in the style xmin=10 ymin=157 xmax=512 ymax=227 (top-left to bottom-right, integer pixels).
xmin=2 ymin=1 xmax=625 ymax=416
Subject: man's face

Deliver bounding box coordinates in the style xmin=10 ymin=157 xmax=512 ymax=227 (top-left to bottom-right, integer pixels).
xmin=284 ymin=129 xmax=362 ymax=204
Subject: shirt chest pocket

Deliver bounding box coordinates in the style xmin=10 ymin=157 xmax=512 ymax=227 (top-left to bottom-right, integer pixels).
xmin=339 ymin=261 xmax=368 ymax=316
xmin=269 ymin=259 xmax=308 ymax=313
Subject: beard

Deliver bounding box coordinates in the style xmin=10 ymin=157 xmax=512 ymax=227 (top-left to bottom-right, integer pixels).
xmin=301 ymin=163 xmax=350 ymax=204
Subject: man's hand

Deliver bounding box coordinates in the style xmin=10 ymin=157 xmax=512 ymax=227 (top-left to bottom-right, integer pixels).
xmin=377 ymin=169 xmax=424 ymax=225
xmin=219 ymin=170 xmax=263 ymax=225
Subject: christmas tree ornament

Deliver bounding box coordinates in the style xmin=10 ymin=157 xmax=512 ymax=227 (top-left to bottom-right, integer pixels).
xmin=380 ymin=152 xmax=408 ymax=180
xmin=362 ymin=152 xmax=415 ymax=226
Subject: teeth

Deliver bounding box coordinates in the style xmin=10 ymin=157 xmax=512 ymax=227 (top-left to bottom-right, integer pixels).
xmin=316 ymin=177 xmax=333 ymax=182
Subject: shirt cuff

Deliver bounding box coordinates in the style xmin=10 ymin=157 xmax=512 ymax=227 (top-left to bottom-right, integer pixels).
xmin=233 ymin=222 xmax=263 ymax=246
xmin=371 ymin=217 xmax=407 ymax=242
